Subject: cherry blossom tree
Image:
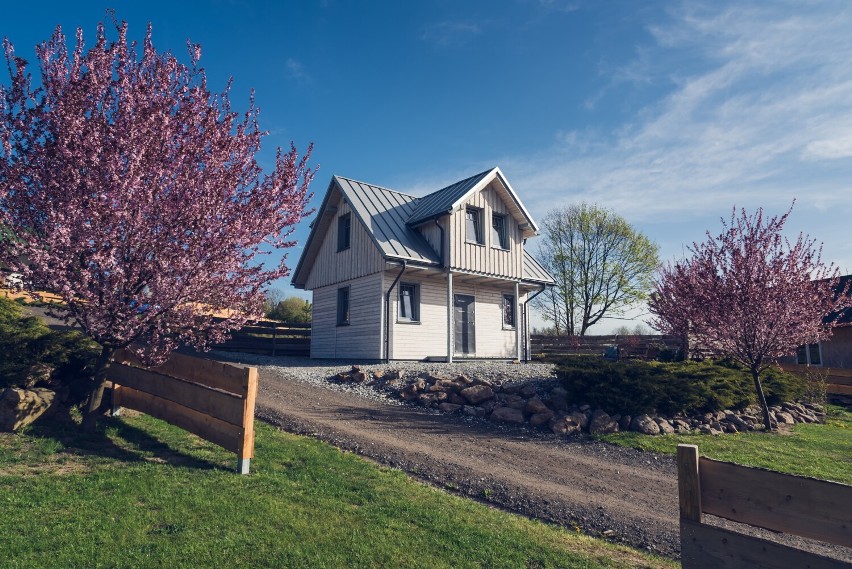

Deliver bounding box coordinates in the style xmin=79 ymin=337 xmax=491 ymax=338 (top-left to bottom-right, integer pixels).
xmin=649 ymin=205 xmax=849 ymax=430
xmin=0 ymin=19 xmax=314 ymax=430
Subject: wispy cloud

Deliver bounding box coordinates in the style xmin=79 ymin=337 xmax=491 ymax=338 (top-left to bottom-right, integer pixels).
xmin=501 ymin=2 xmax=852 ymax=246
xmin=285 ymin=57 xmax=311 ymax=84
xmin=421 ymin=21 xmax=482 ymax=48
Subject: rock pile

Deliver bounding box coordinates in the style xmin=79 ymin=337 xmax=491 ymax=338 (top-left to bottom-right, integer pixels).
xmin=0 ymin=387 xmax=58 ymax=432
xmin=328 ymin=367 xmax=827 ymax=436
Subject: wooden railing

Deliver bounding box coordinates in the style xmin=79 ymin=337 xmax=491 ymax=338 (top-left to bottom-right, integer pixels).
xmin=529 ymin=334 xmax=684 ymax=360
xmin=211 ymin=318 xmax=311 ymax=357
xmin=779 ymin=364 xmax=852 ymax=397
xmin=110 ymin=349 xmax=259 ymax=474
xmin=677 ymin=444 xmax=852 ymax=568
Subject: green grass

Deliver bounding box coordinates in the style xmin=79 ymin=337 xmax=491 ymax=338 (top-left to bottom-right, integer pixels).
xmin=0 ymin=413 xmax=674 ymax=569
xmin=598 ymin=405 xmax=852 ymax=485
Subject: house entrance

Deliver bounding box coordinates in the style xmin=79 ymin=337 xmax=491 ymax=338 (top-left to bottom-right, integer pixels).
xmin=454 ymin=294 xmax=475 ymax=355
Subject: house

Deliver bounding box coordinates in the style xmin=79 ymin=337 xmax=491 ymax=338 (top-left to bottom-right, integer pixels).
xmin=291 ymin=167 xmax=555 ymax=361
xmin=781 ymin=274 xmax=852 ymax=368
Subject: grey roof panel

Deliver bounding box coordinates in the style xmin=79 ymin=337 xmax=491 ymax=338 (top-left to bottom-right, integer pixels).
xmin=522 ymin=251 xmax=555 ymax=284
xmin=406 ymin=168 xmax=495 ymax=226
xmin=335 ymin=176 xmax=440 ymax=265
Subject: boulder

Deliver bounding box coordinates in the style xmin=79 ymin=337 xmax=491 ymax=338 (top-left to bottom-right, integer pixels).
xmin=566 ymin=410 xmax=589 ymax=431
xmin=655 ymin=418 xmax=675 ymax=434
xmin=461 ymin=384 xmax=494 ymax=405
xmin=399 ymin=384 xmax=420 ymax=401
xmin=351 ymin=371 xmax=368 ymax=383
xmin=519 ymin=384 xmax=538 ymax=398
xmin=448 ymin=393 xmax=467 ymax=406
xmin=618 ymin=415 xmax=632 ymax=431
xmin=525 ymin=398 xmax=550 ymax=415
xmin=549 ymin=387 xmax=569 ymax=411
xmin=490 ymin=406 xmax=525 ymax=424
xmin=529 ymin=411 xmax=555 ymax=426
xmin=549 ymin=415 xmax=582 ymax=436
xmin=455 ymin=374 xmax=475 ymax=386
xmin=463 ymin=405 xmax=487 ymax=418
xmin=503 ymin=394 xmax=527 ymax=410
xmin=589 ymin=409 xmax=618 ymax=434
xmin=630 ymin=414 xmax=661 ymax=435
xmin=774 ymin=411 xmax=795 ymax=424
xmin=438 ymin=403 xmax=462 ymax=413
xmin=0 ymin=388 xmax=57 ymax=432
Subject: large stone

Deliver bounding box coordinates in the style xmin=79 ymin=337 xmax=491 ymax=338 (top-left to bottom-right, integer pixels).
xmin=461 ymin=384 xmax=494 ymax=405
xmin=529 ymin=411 xmax=555 ymax=426
xmin=549 ymin=387 xmax=569 ymax=411
xmin=549 ymin=415 xmax=581 ymax=436
xmin=566 ymin=410 xmax=589 ymax=431
xmin=490 ymin=406 xmax=525 ymax=424
xmin=588 ymin=409 xmax=618 ymax=435
xmin=630 ymin=414 xmax=661 ymax=435
xmin=655 ymin=418 xmax=675 ymax=434
xmin=399 ymin=384 xmax=420 ymax=401
xmin=525 ymin=398 xmax=550 ymax=415
xmin=519 ymin=384 xmax=538 ymax=398
xmin=503 ymin=394 xmax=527 ymax=410
xmin=429 ymin=380 xmax=459 ymax=393
xmin=774 ymin=411 xmax=795 ymax=424
xmin=448 ymin=393 xmax=467 ymax=406
xmin=0 ymin=388 xmax=57 ymax=432
xmin=351 ymin=371 xmax=368 ymax=383
xmin=618 ymin=415 xmax=632 ymax=431
xmin=438 ymin=403 xmax=462 ymax=413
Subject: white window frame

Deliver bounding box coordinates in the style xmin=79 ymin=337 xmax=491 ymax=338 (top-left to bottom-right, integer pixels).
xmin=465 ymin=207 xmax=484 ymax=245
xmin=398 ymin=282 xmax=420 ymax=323
xmin=491 ymin=213 xmax=508 ymax=250
xmin=796 ymin=342 xmax=822 ymax=366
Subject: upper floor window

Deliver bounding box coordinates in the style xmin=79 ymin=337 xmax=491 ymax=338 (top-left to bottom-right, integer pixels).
xmin=466 ymin=207 xmax=483 ymax=245
xmin=337 ymin=214 xmax=351 ymax=251
xmin=337 ymin=286 xmax=350 ymax=325
xmin=398 ymin=283 xmax=419 ymax=322
xmin=492 ymin=214 xmax=508 ymax=249
xmin=503 ymin=294 xmax=516 ymax=328
xmin=796 ymin=343 xmax=821 ymax=366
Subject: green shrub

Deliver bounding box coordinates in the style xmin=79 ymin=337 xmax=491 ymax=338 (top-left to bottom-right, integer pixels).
xmin=0 ymin=296 xmax=98 ymax=390
xmin=555 ymin=356 xmax=805 ymax=416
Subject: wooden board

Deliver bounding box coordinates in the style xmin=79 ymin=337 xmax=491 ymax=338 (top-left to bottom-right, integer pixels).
xmin=699 ymin=457 xmax=852 ymax=548
xmin=109 ymin=363 xmax=244 ymax=426
xmin=114 ymin=349 xmax=250 ymax=396
xmin=114 ymin=385 xmax=243 ymax=453
xmin=677 ymin=445 xmax=703 ymax=522
xmin=680 ymin=519 xmax=847 ymax=569
xmin=827 ymin=383 xmax=852 ymax=395
xmin=237 ymin=367 xmax=258 ymax=461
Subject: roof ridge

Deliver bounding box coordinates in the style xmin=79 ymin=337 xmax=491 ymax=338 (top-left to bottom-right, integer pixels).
xmin=334 ymin=175 xmax=418 ymax=199
xmin=420 ymin=167 xmax=496 ymax=200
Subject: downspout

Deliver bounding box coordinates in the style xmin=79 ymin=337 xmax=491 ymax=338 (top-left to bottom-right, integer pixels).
xmin=521 ymin=283 xmax=547 ymax=362
xmin=384 ymin=260 xmax=407 ymax=362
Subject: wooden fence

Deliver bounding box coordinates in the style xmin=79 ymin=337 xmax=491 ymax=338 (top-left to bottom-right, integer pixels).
xmin=211 ymin=318 xmax=311 ymax=357
xmin=677 ymin=444 xmax=852 ymax=568
xmin=529 ymin=334 xmax=684 ymax=360
xmin=110 ymin=349 xmax=259 ymax=474
xmin=779 ymin=363 xmax=852 ymax=398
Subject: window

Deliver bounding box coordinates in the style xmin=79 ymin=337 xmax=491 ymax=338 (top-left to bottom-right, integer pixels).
xmin=465 ymin=207 xmax=483 ymax=244
xmin=336 ymin=286 xmax=350 ymax=325
xmin=492 ymin=213 xmax=508 ymax=249
xmin=503 ymin=294 xmax=515 ymax=328
xmin=398 ymin=283 xmax=419 ymax=322
xmin=796 ymin=343 xmax=821 ymax=366
xmin=337 ymin=214 xmax=351 ymax=251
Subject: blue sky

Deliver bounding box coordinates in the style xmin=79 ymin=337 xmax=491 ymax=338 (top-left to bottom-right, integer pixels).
xmin=4 ymin=1 xmax=852 ymax=332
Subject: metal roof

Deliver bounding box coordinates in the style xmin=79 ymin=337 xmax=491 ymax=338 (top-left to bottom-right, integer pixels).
xmin=523 ymin=251 xmax=555 ymax=284
xmin=334 ymin=176 xmax=441 ymax=265
xmin=406 ymin=168 xmax=494 ymax=226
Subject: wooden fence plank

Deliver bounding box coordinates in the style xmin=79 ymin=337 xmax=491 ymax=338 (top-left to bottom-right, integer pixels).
xmin=113 ymin=385 xmax=243 ymax=453
xmin=680 ymin=519 xmax=845 ymax=569
xmin=109 ymin=363 xmax=244 ymax=426
xmin=699 ymin=457 xmax=852 ymax=548
xmin=114 ymin=349 xmax=250 ymax=396
xmin=828 ymin=384 xmax=852 ymax=395
xmin=677 ymin=444 xmax=702 ymax=522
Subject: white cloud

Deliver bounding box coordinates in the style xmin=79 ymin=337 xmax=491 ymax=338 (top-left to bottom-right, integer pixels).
xmin=286 ymin=58 xmax=311 ymax=84
xmin=421 ymin=21 xmax=482 ymax=48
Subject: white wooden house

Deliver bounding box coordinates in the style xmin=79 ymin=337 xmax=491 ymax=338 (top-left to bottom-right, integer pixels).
xmin=291 ymin=167 xmax=554 ymax=361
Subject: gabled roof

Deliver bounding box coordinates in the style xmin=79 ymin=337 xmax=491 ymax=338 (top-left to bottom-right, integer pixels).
xmin=828 ymin=274 xmax=852 ymax=327
xmin=292 ymin=168 xmax=554 ymax=288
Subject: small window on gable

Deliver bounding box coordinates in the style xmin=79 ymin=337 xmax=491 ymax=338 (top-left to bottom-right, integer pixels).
xmin=503 ymin=294 xmax=515 ymax=328
xmin=398 ymin=283 xmax=419 ymax=322
xmin=337 ymin=286 xmax=350 ymax=325
xmin=796 ymin=343 xmax=821 ymax=366
xmin=492 ymin=213 xmax=508 ymax=249
xmin=466 ymin=207 xmax=483 ymax=245
xmin=337 ymin=214 xmax=351 ymax=252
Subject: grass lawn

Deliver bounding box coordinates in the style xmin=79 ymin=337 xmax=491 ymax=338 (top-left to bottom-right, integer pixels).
xmin=0 ymin=412 xmax=674 ymax=569
xmin=598 ymin=405 xmax=852 ymax=485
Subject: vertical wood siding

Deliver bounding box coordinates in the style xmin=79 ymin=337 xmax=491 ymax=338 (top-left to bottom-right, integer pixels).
xmin=449 ymin=184 xmax=523 ymax=279
xmin=417 ymin=219 xmax=446 ymax=263
xmin=305 ymin=196 xmax=385 ymax=290
xmin=310 ymin=273 xmax=383 ymax=359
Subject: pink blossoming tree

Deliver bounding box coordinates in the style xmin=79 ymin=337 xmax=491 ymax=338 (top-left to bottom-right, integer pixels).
xmin=649 ymin=205 xmax=849 ymax=431
xmin=0 ymin=19 xmax=314 ymax=430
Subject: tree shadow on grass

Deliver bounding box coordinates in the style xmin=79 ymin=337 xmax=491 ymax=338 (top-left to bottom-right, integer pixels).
xmin=21 ymin=408 xmax=228 ymax=472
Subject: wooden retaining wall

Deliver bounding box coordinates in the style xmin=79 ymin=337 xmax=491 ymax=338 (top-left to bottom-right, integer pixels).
xmin=779 ymin=363 xmax=852 ymax=398
xmin=212 ymin=318 xmax=311 ymax=357
xmin=110 ymin=349 xmax=258 ymax=474
xmin=677 ymin=444 xmax=852 ymax=568
xmin=529 ymin=334 xmax=684 ymax=360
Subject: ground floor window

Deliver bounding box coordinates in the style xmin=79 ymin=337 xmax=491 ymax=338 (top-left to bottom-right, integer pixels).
xmin=398 ymin=283 xmax=419 ymax=322
xmin=796 ymin=343 xmax=821 ymax=366
xmin=337 ymin=286 xmax=350 ymax=325
xmin=503 ymin=294 xmax=515 ymax=328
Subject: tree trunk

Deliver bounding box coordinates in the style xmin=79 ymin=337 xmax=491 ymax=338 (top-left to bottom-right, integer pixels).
xmin=81 ymin=345 xmax=115 ymax=433
xmin=751 ymin=368 xmax=773 ymax=431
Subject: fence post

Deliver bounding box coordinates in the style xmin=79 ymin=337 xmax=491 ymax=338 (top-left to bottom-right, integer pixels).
xmin=677 ymin=444 xmax=702 ymax=522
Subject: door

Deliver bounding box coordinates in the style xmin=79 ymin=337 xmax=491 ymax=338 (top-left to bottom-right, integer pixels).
xmin=454 ymin=294 xmax=475 ymax=355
